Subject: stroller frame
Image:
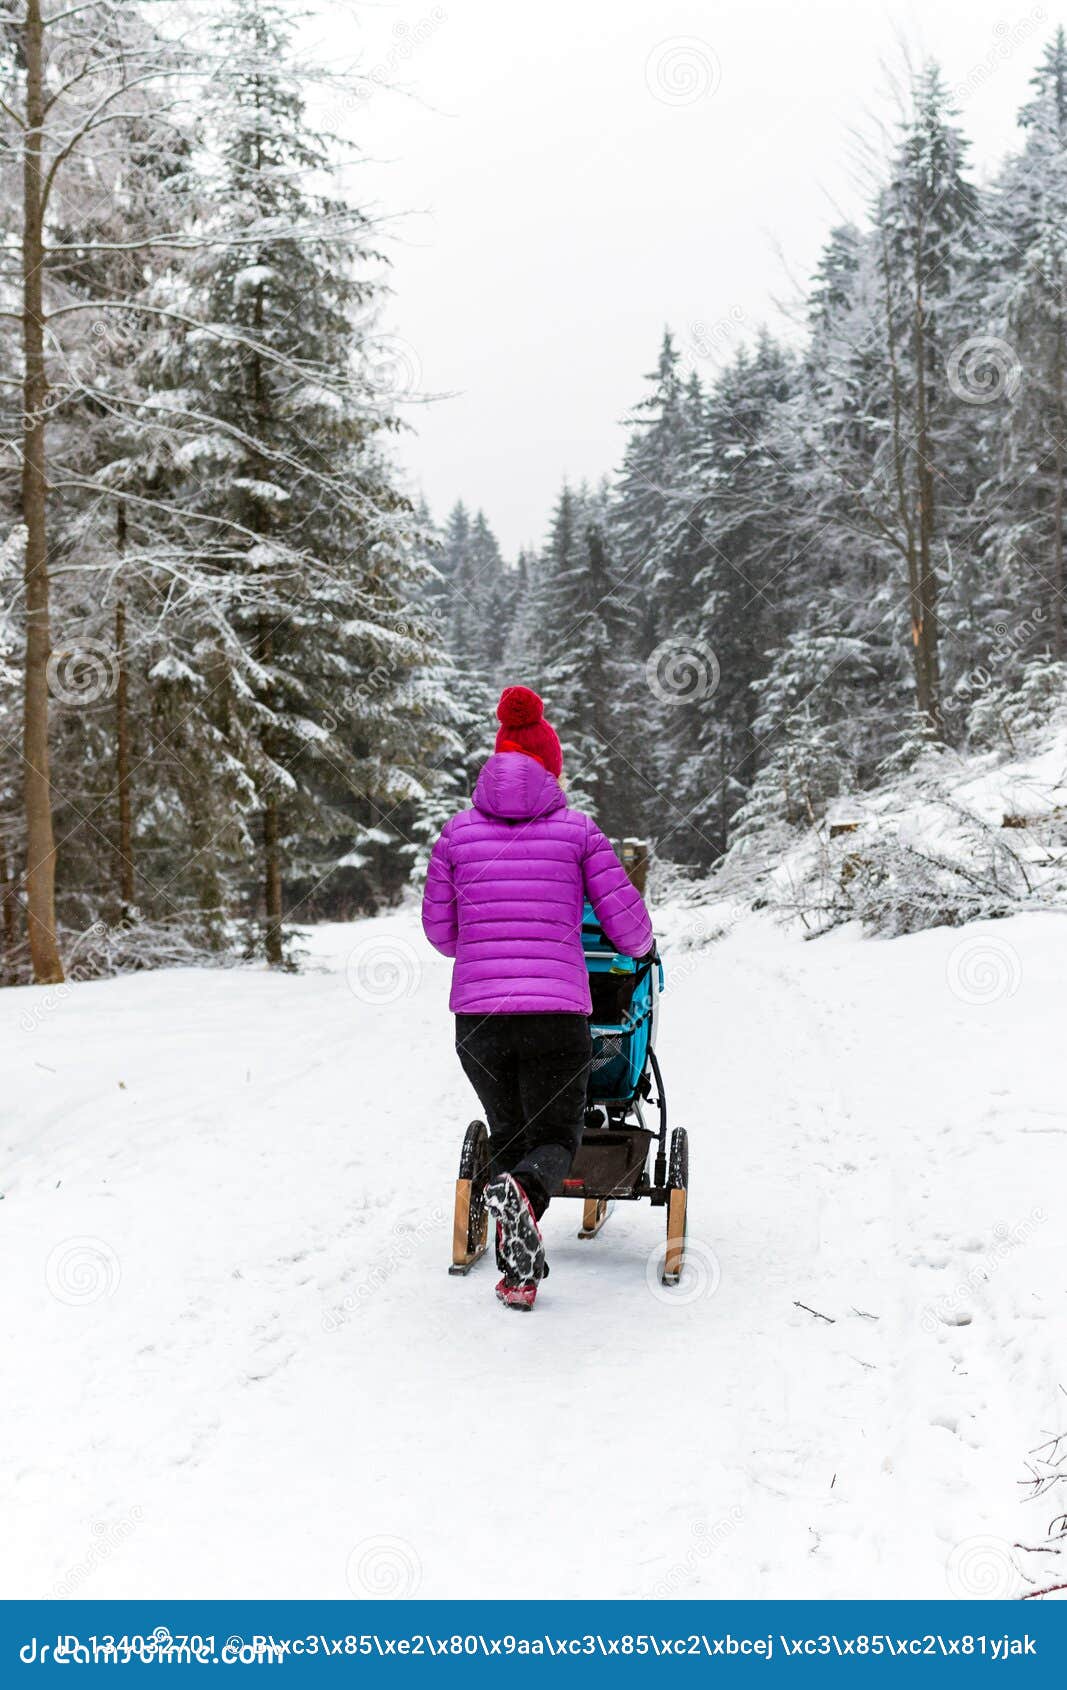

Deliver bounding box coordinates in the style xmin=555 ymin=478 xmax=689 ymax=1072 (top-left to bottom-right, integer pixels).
xmin=449 ymin=841 xmax=688 ymax=1286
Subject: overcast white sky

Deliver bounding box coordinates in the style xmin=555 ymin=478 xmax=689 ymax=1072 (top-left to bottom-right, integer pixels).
xmin=311 ymin=0 xmax=1051 ymax=555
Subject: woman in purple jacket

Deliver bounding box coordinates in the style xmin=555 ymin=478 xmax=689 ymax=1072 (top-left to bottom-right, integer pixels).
xmin=421 ymin=685 xmax=654 ymax=1309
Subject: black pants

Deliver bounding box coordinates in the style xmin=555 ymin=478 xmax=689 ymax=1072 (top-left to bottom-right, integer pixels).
xmin=455 ymin=1013 xmax=592 ymax=1219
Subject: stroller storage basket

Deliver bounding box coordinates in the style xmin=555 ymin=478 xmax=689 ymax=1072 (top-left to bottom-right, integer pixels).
xmin=566 ymin=1126 xmax=655 ymax=1196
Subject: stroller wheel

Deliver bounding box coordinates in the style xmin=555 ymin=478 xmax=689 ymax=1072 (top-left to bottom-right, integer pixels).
xmin=662 ymin=1126 xmax=688 ymax=1285
xmin=449 ymin=1120 xmax=490 ymax=1275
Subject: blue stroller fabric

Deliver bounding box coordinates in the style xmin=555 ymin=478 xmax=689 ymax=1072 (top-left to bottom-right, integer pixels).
xmin=581 ymin=901 xmax=662 ymax=1104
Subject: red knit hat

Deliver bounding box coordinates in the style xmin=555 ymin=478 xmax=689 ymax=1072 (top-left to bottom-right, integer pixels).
xmin=495 ymin=685 xmax=563 ymax=778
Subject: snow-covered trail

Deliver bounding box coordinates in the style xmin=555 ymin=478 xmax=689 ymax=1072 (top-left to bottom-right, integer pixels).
xmin=2 ymin=909 xmax=1064 ymax=1601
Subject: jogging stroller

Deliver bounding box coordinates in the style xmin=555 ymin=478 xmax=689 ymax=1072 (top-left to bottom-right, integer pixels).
xmin=449 ymin=846 xmax=688 ymax=1286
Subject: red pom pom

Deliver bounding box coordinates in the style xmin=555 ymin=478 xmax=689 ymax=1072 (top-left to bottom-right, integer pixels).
xmin=497 ymin=685 xmax=543 ymax=729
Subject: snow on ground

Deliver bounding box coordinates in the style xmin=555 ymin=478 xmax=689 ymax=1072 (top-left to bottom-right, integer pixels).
xmin=748 ymin=717 xmax=1067 ymax=926
xmin=2 ymin=906 xmax=1065 ymax=1600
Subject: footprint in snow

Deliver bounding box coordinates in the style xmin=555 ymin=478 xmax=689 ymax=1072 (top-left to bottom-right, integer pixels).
xmin=930 ymin=1413 xmax=959 ymax=1434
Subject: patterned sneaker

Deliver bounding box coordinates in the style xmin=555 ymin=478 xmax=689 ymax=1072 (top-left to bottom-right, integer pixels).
xmin=494 ymin=1225 xmax=548 ymax=1279
xmin=483 ymin=1174 xmax=545 ymax=1287
xmin=495 ymin=1277 xmax=538 ymax=1311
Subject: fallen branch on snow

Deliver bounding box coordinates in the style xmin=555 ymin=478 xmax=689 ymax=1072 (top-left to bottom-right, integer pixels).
xmin=794 ymin=1300 xmax=835 ymax=1324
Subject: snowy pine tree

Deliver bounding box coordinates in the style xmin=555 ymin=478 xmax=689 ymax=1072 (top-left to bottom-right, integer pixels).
xmin=166 ymin=0 xmax=446 ymax=954
xmin=976 ymin=29 xmax=1067 ymax=667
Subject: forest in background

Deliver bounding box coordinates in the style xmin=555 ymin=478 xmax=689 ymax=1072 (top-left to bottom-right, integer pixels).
xmin=1 ymin=0 xmax=457 ymax=985
xmin=4 ymin=4 xmax=1067 ymax=986
xmin=434 ymin=32 xmax=1067 ymax=895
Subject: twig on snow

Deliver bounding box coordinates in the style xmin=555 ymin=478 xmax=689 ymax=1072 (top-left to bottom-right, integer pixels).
xmin=795 ymin=1300 xmax=835 ymax=1324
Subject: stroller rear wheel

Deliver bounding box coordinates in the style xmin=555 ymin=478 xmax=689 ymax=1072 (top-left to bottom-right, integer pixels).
xmin=662 ymin=1126 xmax=688 ymax=1285
xmin=449 ymin=1120 xmax=490 ymax=1275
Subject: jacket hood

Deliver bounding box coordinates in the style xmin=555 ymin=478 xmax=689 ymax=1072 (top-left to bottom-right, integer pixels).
xmin=471 ymin=752 xmax=567 ymax=821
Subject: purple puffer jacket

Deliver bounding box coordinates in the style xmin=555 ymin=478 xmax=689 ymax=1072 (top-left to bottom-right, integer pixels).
xmin=421 ymin=753 xmax=654 ymax=1014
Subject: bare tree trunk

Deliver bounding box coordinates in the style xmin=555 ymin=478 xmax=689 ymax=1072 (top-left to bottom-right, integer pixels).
xmin=262 ymin=794 xmax=283 ymax=966
xmin=250 ymin=212 xmax=283 ymax=966
xmin=115 ymin=598 xmax=134 ymax=915
xmin=1 ymin=843 xmax=21 ymax=982
xmin=258 ymin=616 xmax=283 ymax=967
xmin=1054 ymin=322 xmax=1065 ymax=660
xmin=912 ymin=239 xmax=942 ymax=737
xmin=584 ymin=525 xmax=610 ymax=830
xmin=21 ymin=0 xmax=64 ymax=984
xmin=114 ymin=500 xmax=134 ymax=913
xmin=1054 ymin=440 xmax=1064 ymax=662
xmin=260 ymin=686 xmax=283 ymax=969
xmin=880 ymin=232 xmax=930 ymax=731
xmin=718 ymin=730 xmax=728 ymax=857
